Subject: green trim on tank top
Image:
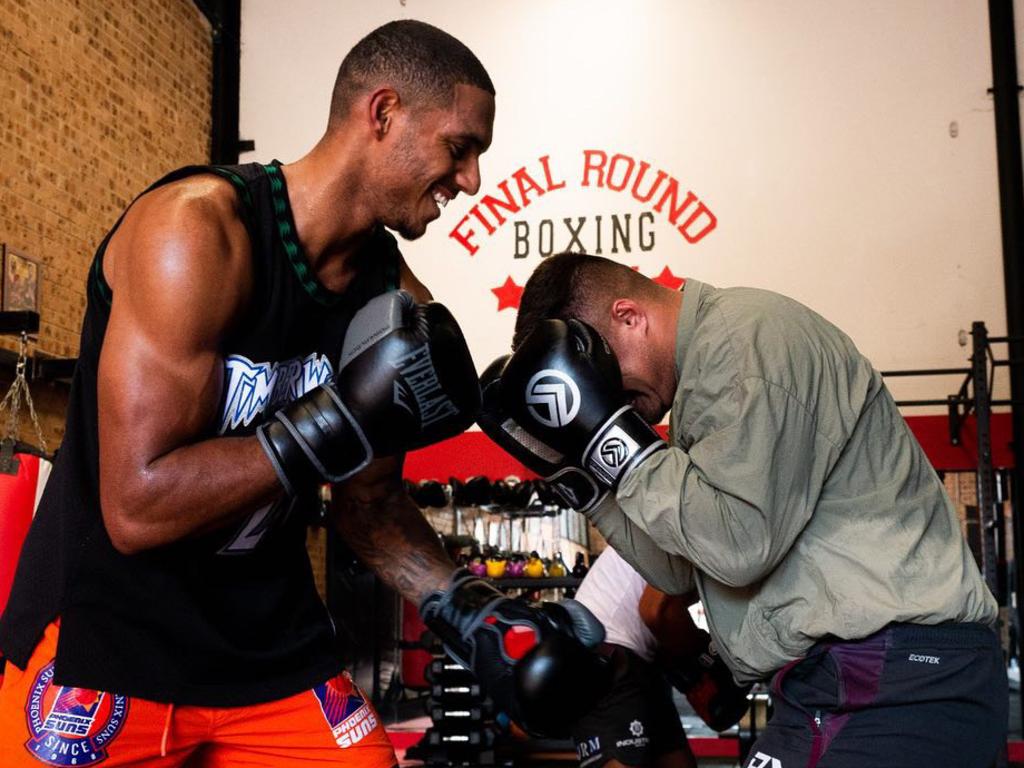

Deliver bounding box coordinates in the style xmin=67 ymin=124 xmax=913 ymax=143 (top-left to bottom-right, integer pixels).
xmin=209 ymin=166 xmax=255 ymax=213
xmin=262 ymin=162 xmax=342 ymax=307
xmin=92 ymin=253 xmax=112 ymax=306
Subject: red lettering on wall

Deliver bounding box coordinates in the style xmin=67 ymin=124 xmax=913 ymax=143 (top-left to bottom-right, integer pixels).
xmin=470 ymin=204 xmax=496 ymax=235
xmin=539 ymin=155 xmax=566 ymax=191
xmin=481 ymin=180 xmax=521 ymax=226
xmin=653 ymin=180 xmax=698 ymax=226
xmin=449 ymin=214 xmax=479 ymax=256
xmin=445 ymin=150 xmax=716 ymax=256
xmin=447 ymin=155 xmax=570 ymax=256
xmin=631 ymin=162 xmax=667 ymax=203
xmin=678 ymin=202 xmax=717 ymax=243
xmin=606 ymin=153 xmax=635 ymax=192
xmin=581 ymin=149 xmax=608 ymax=187
xmin=512 ymin=166 xmax=546 ymax=207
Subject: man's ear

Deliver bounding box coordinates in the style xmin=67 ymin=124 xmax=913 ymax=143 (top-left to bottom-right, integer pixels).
xmin=367 ymin=88 xmax=400 ymax=138
xmin=610 ymin=298 xmax=646 ymax=333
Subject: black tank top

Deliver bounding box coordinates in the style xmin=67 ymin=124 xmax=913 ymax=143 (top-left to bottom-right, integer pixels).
xmin=0 ymin=162 xmax=400 ymax=705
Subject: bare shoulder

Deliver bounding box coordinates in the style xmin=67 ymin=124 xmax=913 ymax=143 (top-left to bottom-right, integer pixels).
xmin=104 ymin=173 xmax=254 ymax=344
xmin=398 ymin=254 xmax=433 ymax=303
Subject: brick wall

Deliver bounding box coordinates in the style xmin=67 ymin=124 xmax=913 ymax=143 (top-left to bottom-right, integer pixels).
xmin=0 ymin=0 xmax=211 ymax=448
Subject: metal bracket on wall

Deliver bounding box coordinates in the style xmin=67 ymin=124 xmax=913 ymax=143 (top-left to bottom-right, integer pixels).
xmin=0 ymin=311 xmax=77 ymax=384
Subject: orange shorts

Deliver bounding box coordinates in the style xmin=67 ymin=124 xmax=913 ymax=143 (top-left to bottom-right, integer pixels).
xmin=0 ymin=621 xmax=397 ymax=768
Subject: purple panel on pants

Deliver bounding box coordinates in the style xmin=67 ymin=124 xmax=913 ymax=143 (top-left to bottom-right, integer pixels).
xmin=810 ymin=711 xmax=851 ymax=768
xmin=829 ymin=630 xmax=889 ymax=710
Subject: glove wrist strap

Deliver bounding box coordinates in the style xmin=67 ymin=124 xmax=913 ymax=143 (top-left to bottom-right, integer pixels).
xmin=256 ymin=384 xmax=373 ymax=494
xmin=582 ymin=406 xmax=666 ymax=489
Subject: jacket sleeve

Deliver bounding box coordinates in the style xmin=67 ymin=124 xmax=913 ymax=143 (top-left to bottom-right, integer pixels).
xmin=587 ymin=495 xmax=696 ymax=596
xmin=615 ymin=376 xmax=839 ymax=588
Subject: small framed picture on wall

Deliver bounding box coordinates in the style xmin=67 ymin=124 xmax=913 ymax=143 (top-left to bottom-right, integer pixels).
xmin=3 ymin=247 xmax=40 ymax=313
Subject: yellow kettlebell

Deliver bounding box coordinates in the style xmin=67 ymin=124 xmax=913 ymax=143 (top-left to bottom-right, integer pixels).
xmin=524 ymin=551 xmax=546 ymax=578
xmin=486 ymin=555 xmax=507 ymax=579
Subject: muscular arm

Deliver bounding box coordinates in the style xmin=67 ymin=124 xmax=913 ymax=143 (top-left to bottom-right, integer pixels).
xmin=331 ymin=457 xmax=454 ymax=603
xmin=329 ymin=255 xmax=455 ymax=603
xmin=98 ymin=177 xmax=281 ymax=554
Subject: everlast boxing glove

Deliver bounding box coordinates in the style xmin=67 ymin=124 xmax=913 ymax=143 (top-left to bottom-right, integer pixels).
xmin=258 ymin=291 xmax=480 ymax=495
xmin=420 ymin=571 xmax=612 ymax=736
xmin=478 ymin=319 xmax=665 ymax=512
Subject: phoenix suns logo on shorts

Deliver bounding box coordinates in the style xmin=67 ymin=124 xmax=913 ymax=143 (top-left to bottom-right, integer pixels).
xmin=312 ymin=671 xmax=379 ymax=749
xmin=24 ymin=662 xmax=129 ymax=767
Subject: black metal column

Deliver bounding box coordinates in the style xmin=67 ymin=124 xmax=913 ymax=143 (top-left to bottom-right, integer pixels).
xmin=194 ymin=0 xmax=242 ymax=164
xmin=973 ymin=323 xmax=1002 ymax=596
xmin=988 ymin=0 xmax=1024 ymax=737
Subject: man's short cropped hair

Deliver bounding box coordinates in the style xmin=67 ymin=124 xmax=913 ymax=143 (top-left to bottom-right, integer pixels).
xmin=330 ymin=20 xmax=494 ymax=123
xmin=513 ymin=252 xmax=657 ymax=350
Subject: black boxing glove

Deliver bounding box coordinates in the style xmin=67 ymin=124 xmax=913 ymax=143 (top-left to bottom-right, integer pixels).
xmin=420 ymin=571 xmax=612 ymax=736
xmin=478 ymin=355 xmax=602 ymax=512
xmin=258 ymin=291 xmax=480 ymax=495
xmin=478 ymin=319 xmax=665 ymax=512
xmin=662 ymin=631 xmax=752 ymax=732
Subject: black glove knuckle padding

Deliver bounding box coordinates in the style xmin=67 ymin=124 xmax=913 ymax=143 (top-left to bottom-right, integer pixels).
xmin=258 ymin=290 xmax=480 ymax=494
xmin=478 ymin=355 xmax=605 ymax=513
xmin=478 ymin=318 xmax=666 ymax=511
xmin=338 ymin=297 xmax=480 ymax=456
xmin=420 ymin=573 xmax=612 ymax=737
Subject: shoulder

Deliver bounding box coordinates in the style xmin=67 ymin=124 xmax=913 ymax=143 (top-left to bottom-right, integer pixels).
xmin=397 ymin=252 xmax=433 ymax=303
xmin=701 ymin=285 xmax=844 ymax=361
xmin=106 ymin=173 xmax=253 ymax=296
xmin=103 ymin=173 xmax=255 ymax=344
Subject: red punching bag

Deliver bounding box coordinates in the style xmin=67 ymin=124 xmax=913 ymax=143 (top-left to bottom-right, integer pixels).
xmin=0 ymin=334 xmax=53 ymax=688
xmin=0 ymin=439 xmax=51 ymax=617
xmin=0 ymin=333 xmax=53 ymax=621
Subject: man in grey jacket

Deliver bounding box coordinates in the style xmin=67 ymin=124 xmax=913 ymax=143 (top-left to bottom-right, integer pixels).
xmin=479 ymin=251 xmax=1006 ymax=768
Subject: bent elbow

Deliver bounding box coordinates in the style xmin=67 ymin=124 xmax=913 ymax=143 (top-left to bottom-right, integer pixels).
xmin=703 ymin=557 xmax=773 ymax=589
xmin=101 ymin=507 xmax=149 ymax=555
xmin=100 ymin=483 xmax=157 ymax=555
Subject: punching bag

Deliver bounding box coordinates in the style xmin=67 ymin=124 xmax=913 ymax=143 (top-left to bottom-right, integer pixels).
xmin=0 ymin=439 xmax=51 ymax=618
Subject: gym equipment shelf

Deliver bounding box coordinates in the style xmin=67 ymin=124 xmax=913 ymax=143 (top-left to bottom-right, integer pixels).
xmin=0 ymin=311 xmax=76 ymax=383
xmin=486 ymin=577 xmax=581 ymax=590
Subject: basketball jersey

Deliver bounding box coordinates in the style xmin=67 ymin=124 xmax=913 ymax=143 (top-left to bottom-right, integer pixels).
xmin=0 ymin=161 xmax=400 ymax=705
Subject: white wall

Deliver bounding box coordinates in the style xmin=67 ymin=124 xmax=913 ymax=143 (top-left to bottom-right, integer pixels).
xmin=240 ymin=0 xmax=1016 ymax=407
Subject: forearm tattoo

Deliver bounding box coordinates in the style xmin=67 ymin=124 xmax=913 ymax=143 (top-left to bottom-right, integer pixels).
xmin=332 ymin=483 xmax=454 ymax=603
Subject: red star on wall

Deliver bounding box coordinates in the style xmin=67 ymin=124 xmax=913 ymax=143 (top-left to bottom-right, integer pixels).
xmin=492 ymin=276 xmax=524 ymax=311
xmin=652 ymin=266 xmax=685 ymax=291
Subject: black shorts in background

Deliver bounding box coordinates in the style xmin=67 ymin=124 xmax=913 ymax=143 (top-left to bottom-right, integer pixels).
xmin=572 ymin=645 xmax=687 ymax=768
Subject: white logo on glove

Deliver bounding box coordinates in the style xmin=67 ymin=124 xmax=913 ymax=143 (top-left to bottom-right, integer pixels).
xmin=526 ymin=369 xmax=581 ymax=428
xmin=599 ymin=437 xmax=629 ymax=467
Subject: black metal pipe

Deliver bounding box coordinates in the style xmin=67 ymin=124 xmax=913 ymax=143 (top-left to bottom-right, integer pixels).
xmin=194 ymin=0 xmax=242 ymax=164
xmin=973 ymin=323 xmax=1002 ymax=597
xmin=881 ymin=368 xmax=971 ymax=377
xmin=988 ymin=0 xmax=1024 ymax=737
xmin=895 ymin=399 xmax=970 ymax=407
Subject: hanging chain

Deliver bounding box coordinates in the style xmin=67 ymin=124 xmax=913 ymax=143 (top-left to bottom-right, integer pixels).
xmin=0 ymin=332 xmax=48 ymax=454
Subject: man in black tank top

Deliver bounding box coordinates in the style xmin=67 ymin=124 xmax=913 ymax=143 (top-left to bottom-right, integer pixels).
xmin=0 ymin=20 xmax=613 ymax=767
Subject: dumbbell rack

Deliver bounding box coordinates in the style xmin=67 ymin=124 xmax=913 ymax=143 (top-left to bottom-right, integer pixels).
xmin=407 ymin=656 xmax=497 ymax=766
xmin=407 ymin=577 xmax=583 ymax=767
